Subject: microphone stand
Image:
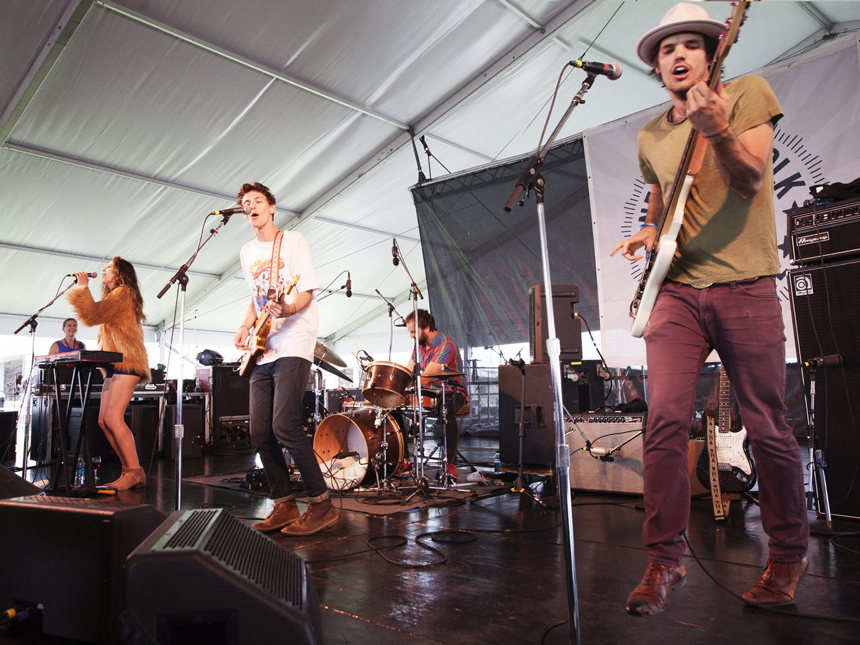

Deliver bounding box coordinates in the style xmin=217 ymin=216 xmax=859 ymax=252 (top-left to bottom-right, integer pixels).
xmin=503 ymin=72 xmax=598 ymax=645
xmin=374 ymin=289 xmax=405 ymax=362
xmin=157 ymin=211 xmax=235 ymax=511
xmin=391 ymin=240 xmax=430 ymax=494
xmin=14 ymin=281 xmax=80 ymax=476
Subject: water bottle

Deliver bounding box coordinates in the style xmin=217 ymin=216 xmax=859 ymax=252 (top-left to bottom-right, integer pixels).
xmin=494 ymin=451 xmax=501 ymax=475
xmin=74 ymin=456 xmax=85 ymax=487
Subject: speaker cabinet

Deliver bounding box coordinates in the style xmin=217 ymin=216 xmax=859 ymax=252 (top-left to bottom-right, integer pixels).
xmin=124 ymin=508 xmax=322 ymax=645
xmin=161 ymin=404 xmax=204 ymax=460
xmin=789 ymin=260 xmax=860 ymax=518
xmin=499 ymin=363 xmax=584 ymax=467
xmin=210 ymin=365 xmax=250 ymax=438
xmin=0 ymin=466 xmax=40 ymax=499
xmin=565 ymin=414 xmax=646 ymax=494
xmin=0 ymin=497 xmax=165 ymax=643
xmin=529 ymin=284 xmax=582 ymax=363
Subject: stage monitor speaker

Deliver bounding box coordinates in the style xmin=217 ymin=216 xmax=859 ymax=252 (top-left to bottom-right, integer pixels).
xmin=789 ymin=260 xmax=860 ymax=519
xmin=0 ymin=466 xmax=40 ymax=499
xmin=124 ymin=507 xmax=322 ymax=645
xmin=565 ymin=414 xmax=647 ymax=494
xmin=0 ymin=497 xmax=166 ymax=643
xmin=499 ymin=363 xmax=584 ymax=467
xmin=529 ymin=284 xmax=582 ymax=364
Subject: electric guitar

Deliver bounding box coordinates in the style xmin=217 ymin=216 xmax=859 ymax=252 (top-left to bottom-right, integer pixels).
xmin=236 ymin=274 xmax=300 ymax=377
xmin=629 ymin=2 xmax=751 ymax=337
xmin=696 ymin=366 xmax=756 ymax=495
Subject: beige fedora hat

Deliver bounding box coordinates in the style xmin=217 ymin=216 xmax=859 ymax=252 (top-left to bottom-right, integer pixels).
xmin=636 ymin=2 xmax=726 ymax=66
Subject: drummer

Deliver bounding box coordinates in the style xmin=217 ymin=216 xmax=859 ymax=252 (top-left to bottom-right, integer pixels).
xmin=404 ymin=309 xmax=468 ymax=483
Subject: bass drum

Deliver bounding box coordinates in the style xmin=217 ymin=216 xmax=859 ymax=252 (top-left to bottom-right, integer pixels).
xmin=362 ymin=361 xmax=412 ymax=408
xmin=314 ymin=408 xmax=404 ymax=491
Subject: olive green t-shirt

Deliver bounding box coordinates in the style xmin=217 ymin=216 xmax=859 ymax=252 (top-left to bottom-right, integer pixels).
xmin=637 ymin=75 xmax=783 ymax=286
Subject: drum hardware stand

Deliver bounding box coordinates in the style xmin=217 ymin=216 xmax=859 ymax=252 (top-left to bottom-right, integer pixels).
xmin=157 ymin=207 xmax=236 ymax=511
xmin=503 ymin=72 xmax=600 ymax=645
xmin=804 ymin=360 xmax=856 ymax=534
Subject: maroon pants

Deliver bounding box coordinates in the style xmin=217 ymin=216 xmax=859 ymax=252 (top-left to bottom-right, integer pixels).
xmin=642 ymin=278 xmax=808 ymax=567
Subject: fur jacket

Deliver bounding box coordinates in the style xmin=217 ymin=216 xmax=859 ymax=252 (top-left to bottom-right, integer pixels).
xmin=68 ymin=285 xmax=151 ymax=384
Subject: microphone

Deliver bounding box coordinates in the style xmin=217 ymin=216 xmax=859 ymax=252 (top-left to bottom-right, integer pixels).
xmin=393 ymin=317 xmax=407 ymax=328
xmin=211 ymin=204 xmax=251 ymax=216
xmin=333 ymin=451 xmax=360 ymax=460
xmin=68 ymin=272 xmax=98 ymax=280
xmin=569 ymin=59 xmax=623 ymax=80
xmin=345 ymin=272 xmax=352 ymax=298
xmin=589 ymin=446 xmax=612 ymax=457
xmin=803 ymin=354 xmax=843 ymax=369
xmin=392 ymin=239 xmax=400 ymax=266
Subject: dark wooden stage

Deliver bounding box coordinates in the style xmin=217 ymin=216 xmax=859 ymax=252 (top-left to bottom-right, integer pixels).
xmin=5 ymin=436 xmax=860 ymax=644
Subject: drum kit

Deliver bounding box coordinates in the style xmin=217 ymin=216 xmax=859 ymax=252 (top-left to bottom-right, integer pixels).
xmin=310 ymin=348 xmax=467 ymax=494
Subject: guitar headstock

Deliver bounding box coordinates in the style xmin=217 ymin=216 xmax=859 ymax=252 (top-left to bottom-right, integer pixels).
xmin=708 ymin=1 xmax=752 ymax=89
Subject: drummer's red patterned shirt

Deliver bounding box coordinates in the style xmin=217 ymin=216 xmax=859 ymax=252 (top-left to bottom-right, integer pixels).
xmin=411 ymin=331 xmax=468 ymax=398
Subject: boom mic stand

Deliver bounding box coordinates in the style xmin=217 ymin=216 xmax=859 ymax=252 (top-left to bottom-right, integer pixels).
xmin=391 ymin=238 xmax=431 ymax=497
xmin=503 ymin=72 xmax=600 ymax=645
xmin=14 ymin=280 xmax=81 ymax=478
xmin=157 ymin=209 xmax=236 ymax=511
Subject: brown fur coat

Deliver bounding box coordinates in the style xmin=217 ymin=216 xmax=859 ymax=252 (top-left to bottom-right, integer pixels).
xmin=68 ymin=285 xmax=151 ymax=384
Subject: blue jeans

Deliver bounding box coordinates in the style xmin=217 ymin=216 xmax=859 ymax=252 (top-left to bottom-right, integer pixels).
xmin=249 ymin=357 xmax=328 ymax=502
xmin=642 ymin=278 xmax=808 ymax=566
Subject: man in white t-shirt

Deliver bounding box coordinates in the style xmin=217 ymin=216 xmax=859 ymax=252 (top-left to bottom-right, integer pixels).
xmin=233 ymin=182 xmax=336 ymax=536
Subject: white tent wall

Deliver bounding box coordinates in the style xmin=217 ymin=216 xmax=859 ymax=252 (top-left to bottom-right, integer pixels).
xmin=2 ymin=1 xmax=860 ymax=381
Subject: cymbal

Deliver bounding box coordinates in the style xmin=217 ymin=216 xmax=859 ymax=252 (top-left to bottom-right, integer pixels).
xmin=421 ymin=368 xmax=465 ymax=379
xmin=314 ymin=342 xmax=346 ymax=367
xmin=313 ymin=357 xmax=352 ymax=383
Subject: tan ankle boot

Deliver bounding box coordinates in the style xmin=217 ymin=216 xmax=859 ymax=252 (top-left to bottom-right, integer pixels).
xmin=105 ymin=466 xmax=146 ymax=490
xmin=252 ymin=500 xmax=300 ymax=532
xmin=281 ymin=499 xmax=338 ymax=536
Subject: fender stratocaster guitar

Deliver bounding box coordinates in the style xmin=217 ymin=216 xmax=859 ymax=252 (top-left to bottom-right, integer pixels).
xmin=629 ymin=2 xmax=750 ymax=337
xmin=236 ymin=274 xmax=300 ymax=377
xmin=696 ymin=366 xmax=756 ymax=497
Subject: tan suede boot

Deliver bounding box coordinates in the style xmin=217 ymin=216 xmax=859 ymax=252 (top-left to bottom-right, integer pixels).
xmin=281 ymin=499 xmax=338 ymax=536
xmin=105 ymin=466 xmax=146 ymax=490
xmin=252 ymin=500 xmax=301 ymax=532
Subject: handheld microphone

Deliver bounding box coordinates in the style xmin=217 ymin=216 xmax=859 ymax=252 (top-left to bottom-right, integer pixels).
xmin=569 ymin=59 xmax=623 ymax=80
xmin=211 ymin=204 xmax=251 ymax=216
xmin=345 ymin=272 xmax=352 ymax=298
xmin=68 ymin=272 xmax=98 ymax=280
xmin=803 ymin=354 xmax=843 ymax=369
xmin=392 ymin=239 xmax=400 ymax=266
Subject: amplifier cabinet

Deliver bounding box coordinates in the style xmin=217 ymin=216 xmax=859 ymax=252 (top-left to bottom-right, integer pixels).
xmin=565 ymin=413 xmax=646 ymax=494
xmin=788 ymin=198 xmax=860 ymax=265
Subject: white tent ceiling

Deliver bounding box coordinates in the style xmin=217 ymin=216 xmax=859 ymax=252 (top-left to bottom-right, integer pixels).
xmin=2 ymin=0 xmax=859 ymax=358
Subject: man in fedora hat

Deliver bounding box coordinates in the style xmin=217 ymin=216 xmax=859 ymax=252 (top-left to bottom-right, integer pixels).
xmin=611 ymin=2 xmax=809 ymax=616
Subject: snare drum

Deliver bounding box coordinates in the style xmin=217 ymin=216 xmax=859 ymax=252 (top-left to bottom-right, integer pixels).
xmin=314 ymin=408 xmax=404 ymax=490
xmin=362 ymin=361 xmax=412 ymax=408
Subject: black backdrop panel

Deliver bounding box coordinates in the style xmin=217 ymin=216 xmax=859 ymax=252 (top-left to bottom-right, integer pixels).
xmin=789 ymin=261 xmax=860 ymax=519
xmin=411 ymin=137 xmax=597 ymax=351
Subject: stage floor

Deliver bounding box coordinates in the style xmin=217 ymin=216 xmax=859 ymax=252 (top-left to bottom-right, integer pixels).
xmin=7 ymin=436 xmax=860 ymax=644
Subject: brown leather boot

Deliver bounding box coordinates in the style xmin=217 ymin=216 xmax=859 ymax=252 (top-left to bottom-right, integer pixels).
xmin=105 ymin=466 xmax=146 ymax=490
xmin=251 ymin=500 xmax=300 ymax=532
xmin=281 ymin=499 xmax=338 ymax=536
xmin=625 ymin=563 xmax=687 ymax=616
xmin=742 ymin=556 xmax=808 ymax=606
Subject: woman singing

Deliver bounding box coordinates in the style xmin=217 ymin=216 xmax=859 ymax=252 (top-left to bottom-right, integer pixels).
xmin=68 ymin=257 xmax=151 ymax=490
xmin=49 ymin=318 xmax=86 ymax=355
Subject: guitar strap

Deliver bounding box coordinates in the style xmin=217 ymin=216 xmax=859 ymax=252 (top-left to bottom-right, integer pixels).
xmin=268 ymin=231 xmax=284 ymax=300
xmin=706 ymin=412 xmax=731 ymax=521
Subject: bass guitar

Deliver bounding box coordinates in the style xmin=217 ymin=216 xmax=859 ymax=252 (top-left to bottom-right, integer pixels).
xmin=628 ymin=1 xmax=750 ymax=337
xmin=696 ymin=365 xmax=756 ymax=495
xmin=236 ymin=274 xmax=300 ymax=377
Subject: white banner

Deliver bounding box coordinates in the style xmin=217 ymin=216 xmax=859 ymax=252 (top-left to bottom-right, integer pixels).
xmin=585 ymin=36 xmax=860 ymax=365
